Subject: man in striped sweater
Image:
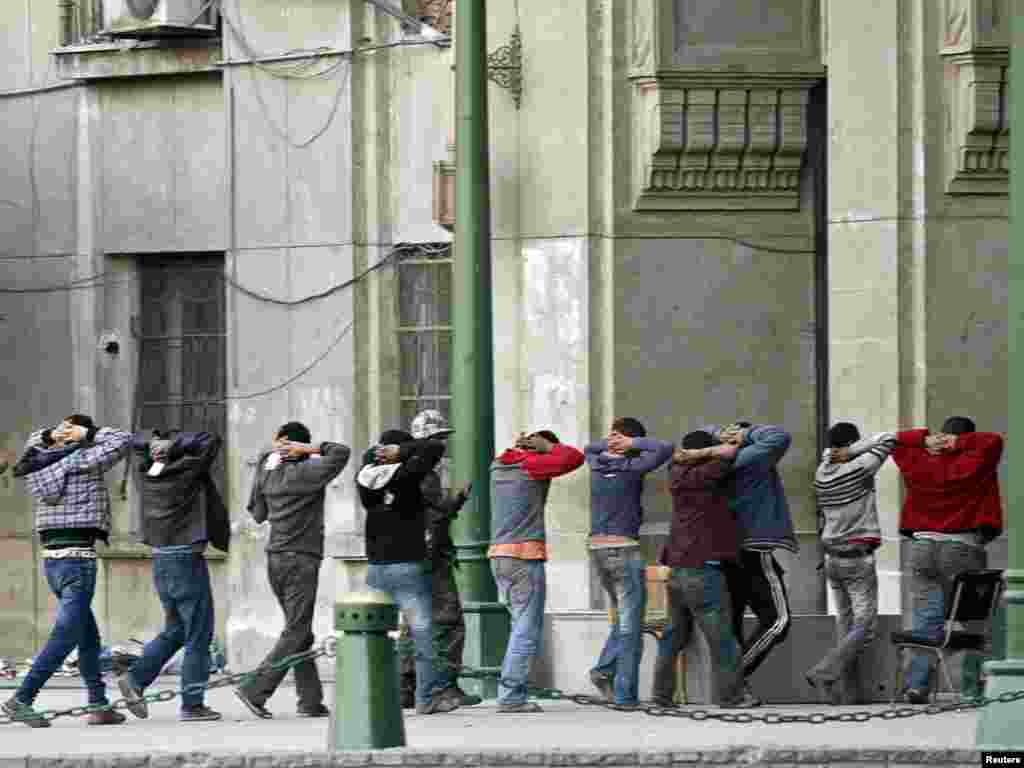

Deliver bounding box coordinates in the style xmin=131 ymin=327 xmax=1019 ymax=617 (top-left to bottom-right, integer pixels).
xmin=807 ymin=423 xmax=896 ymax=704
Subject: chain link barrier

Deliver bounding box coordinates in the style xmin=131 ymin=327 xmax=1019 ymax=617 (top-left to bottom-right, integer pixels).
xmin=0 ymin=639 xmax=337 ymax=726
xmin=6 ymin=640 xmax=1024 ymax=727
xmin=453 ymin=663 xmax=1024 ymax=724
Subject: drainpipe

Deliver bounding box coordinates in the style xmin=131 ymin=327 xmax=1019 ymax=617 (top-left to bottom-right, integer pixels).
xmin=975 ymin=11 xmax=1024 ymax=749
xmin=450 ymin=0 xmax=508 ymax=700
xmin=58 ymin=0 xmax=75 ymax=45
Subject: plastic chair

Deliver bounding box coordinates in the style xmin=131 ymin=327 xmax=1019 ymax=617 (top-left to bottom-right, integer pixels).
xmin=890 ymin=569 xmax=1004 ymax=703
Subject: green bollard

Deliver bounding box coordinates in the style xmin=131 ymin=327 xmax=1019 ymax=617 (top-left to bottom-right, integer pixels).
xmin=331 ymin=591 xmax=406 ymax=750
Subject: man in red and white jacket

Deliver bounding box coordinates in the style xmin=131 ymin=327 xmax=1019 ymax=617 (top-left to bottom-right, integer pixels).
xmin=891 ymin=416 xmax=1004 ymax=704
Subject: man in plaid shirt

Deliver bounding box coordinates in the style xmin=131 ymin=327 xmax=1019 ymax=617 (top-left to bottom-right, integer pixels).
xmin=4 ymin=414 xmax=132 ymax=728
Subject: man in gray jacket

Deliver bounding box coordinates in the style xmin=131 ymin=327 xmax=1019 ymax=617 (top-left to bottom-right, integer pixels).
xmin=807 ymin=423 xmax=896 ymax=704
xmin=118 ymin=430 xmax=229 ymax=722
xmin=235 ymin=422 xmax=351 ymax=719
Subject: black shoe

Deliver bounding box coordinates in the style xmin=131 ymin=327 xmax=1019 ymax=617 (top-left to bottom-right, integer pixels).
xmin=297 ymin=704 xmax=330 ymax=718
xmin=905 ymin=688 xmax=929 ymax=705
xmin=234 ymin=687 xmax=273 ymax=719
xmin=400 ymin=690 xmax=415 ymax=709
xmin=117 ymin=673 xmax=149 ymax=719
xmin=87 ymin=708 xmax=128 ymax=725
xmin=415 ymin=690 xmax=460 ymax=715
xmin=805 ymin=673 xmax=841 ymax=706
xmin=180 ymin=705 xmax=222 ymax=722
xmin=651 ymin=697 xmax=678 ymax=709
xmin=719 ymin=692 xmax=762 ymax=709
xmin=589 ymin=671 xmax=614 ymax=702
xmin=448 ymin=686 xmax=482 ymax=706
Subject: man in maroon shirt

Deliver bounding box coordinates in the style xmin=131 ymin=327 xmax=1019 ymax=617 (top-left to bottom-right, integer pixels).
xmin=651 ymin=430 xmax=758 ymax=708
xmin=891 ymin=416 xmax=1004 ymax=703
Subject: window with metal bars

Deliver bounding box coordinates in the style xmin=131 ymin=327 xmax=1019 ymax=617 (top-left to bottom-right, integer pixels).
xmin=396 ymin=244 xmax=453 ymax=429
xmin=133 ymin=254 xmax=227 ymax=532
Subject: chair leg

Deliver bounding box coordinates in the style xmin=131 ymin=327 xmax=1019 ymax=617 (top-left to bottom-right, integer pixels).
xmin=890 ymin=646 xmax=904 ymax=706
xmin=936 ymin=650 xmax=955 ymax=702
xmin=673 ymin=652 xmax=687 ymax=705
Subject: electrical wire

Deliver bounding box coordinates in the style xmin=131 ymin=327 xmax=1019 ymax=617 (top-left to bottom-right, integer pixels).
xmin=0 ymin=243 xmax=451 ymax=301
xmin=223 ymin=316 xmax=354 ymax=401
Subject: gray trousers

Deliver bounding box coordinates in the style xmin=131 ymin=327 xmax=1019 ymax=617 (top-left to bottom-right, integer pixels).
xmin=806 ymin=553 xmax=878 ymax=703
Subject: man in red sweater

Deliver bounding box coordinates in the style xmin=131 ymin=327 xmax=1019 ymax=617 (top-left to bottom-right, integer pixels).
xmin=891 ymin=416 xmax=1004 ymax=704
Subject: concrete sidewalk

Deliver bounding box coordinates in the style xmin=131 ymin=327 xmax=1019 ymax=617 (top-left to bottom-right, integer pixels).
xmin=0 ymin=681 xmax=987 ymax=757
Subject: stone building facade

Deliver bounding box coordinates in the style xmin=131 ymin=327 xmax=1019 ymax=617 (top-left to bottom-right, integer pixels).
xmin=0 ymin=0 xmax=1008 ymax=701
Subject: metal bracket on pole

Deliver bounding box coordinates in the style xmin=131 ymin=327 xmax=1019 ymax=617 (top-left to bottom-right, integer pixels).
xmin=487 ymin=26 xmax=522 ymax=109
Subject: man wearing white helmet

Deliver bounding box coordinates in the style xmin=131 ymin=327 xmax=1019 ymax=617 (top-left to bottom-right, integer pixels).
xmin=396 ymin=409 xmax=478 ymax=708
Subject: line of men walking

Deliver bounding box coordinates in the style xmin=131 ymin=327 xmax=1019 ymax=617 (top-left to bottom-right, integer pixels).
xmin=484 ymin=414 xmax=1003 ymax=710
xmin=4 ymin=407 xmax=1004 ymax=726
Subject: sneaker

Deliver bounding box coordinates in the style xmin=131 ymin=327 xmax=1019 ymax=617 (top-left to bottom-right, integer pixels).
xmin=905 ymin=688 xmax=929 ymax=705
xmin=87 ymin=708 xmax=127 ymax=725
xmin=415 ymin=691 xmax=461 ymax=715
xmin=496 ymin=701 xmax=544 ymax=713
xmin=589 ymin=670 xmax=614 ymax=702
xmin=720 ymin=692 xmax=762 ymax=709
xmin=2 ymin=696 xmax=51 ymax=728
xmin=117 ymin=674 xmax=149 ymax=719
xmin=180 ymin=705 xmax=222 ymax=722
xmin=805 ymin=673 xmax=841 ymax=706
xmin=742 ymin=681 xmax=763 ymax=706
xmin=297 ymin=704 xmax=330 ymax=718
xmin=651 ymin=697 xmax=678 ymax=709
xmin=234 ymin=687 xmax=273 ymax=719
xmin=447 ymin=686 xmax=482 ymax=707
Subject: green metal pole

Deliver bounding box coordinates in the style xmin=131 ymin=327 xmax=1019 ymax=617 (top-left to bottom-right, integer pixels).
xmin=450 ymin=0 xmax=509 ymax=700
xmin=976 ymin=8 xmax=1024 ymax=749
xmin=330 ymin=591 xmax=405 ymax=750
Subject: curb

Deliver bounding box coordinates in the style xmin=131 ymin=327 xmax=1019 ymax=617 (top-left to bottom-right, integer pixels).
xmin=0 ymin=748 xmax=985 ymax=768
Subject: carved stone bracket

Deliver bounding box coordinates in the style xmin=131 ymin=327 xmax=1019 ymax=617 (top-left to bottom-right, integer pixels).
xmin=632 ymin=74 xmax=820 ymax=211
xmin=487 ymin=26 xmax=522 ymax=110
xmin=941 ymin=0 xmax=1009 ymax=196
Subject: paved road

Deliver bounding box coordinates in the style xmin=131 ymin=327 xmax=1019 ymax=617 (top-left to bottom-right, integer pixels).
xmin=0 ymin=681 xmax=985 ymax=756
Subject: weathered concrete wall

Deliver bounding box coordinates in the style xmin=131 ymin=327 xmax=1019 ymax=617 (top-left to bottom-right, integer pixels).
xmin=826 ymin=0 xmax=1009 ymax=617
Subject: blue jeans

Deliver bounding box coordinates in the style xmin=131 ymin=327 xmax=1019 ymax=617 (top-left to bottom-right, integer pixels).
xmin=590 ymin=547 xmax=647 ymax=704
xmin=906 ymin=538 xmax=987 ymax=692
xmin=653 ymin=564 xmax=742 ymax=705
xmin=18 ymin=558 xmax=106 ymax=705
xmin=367 ymin=561 xmax=446 ymax=705
xmin=128 ymin=552 xmax=215 ymax=709
xmin=491 ymin=557 xmax=546 ymax=706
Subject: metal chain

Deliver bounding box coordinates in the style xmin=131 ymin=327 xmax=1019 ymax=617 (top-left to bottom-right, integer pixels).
xmin=7 ymin=648 xmax=1023 ymax=727
xmin=0 ymin=641 xmax=335 ymax=726
xmin=453 ymin=664 xmax=1024 ymax=724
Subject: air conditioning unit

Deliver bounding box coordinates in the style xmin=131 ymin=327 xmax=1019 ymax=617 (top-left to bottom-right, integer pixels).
xmin=104 ymin=0 xmax=219 ymax=38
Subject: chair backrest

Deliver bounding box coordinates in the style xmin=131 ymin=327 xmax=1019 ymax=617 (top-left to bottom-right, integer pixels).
xmin=946 ymin=569 xmax=1004 ymax=624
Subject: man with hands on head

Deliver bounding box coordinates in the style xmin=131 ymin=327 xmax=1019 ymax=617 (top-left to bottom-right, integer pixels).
xmin=358 ymin=428 xmax=460 ymax=714
xmin=117 ymin=429 xmax=229 ymax=723
xmin=653 ymin=430 xmax=762 ymax=708
xmin=489 ymin=429 xmax=584 ymax=713
xmin=698 ymin=420 xmax=796 ymax=704
xmin=5 ymin=415 xmax=132 ymax=728
xmin=235 ymin=422 xmax=351 ymax=719
xmin=891 ymin=416 xmax=1004 ymax=704
xmin=807 ymin=424 xmax=897 ymax=704
xmin=585 ymin=417 xmax=673 ymax=706
xmin=396 ymin=409 xmax=479 ymax=709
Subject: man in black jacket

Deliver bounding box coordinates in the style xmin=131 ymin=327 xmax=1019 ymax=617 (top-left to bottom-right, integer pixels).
xmin=397 ymin=410 xmax=476 ymax=709
xmin=235 ymin=422 xmax=351 ymax=719
xmin=117 ymin=430 xmax=229 ymax=722
xmin=358 ymin=429 xmax=459 ymax=715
